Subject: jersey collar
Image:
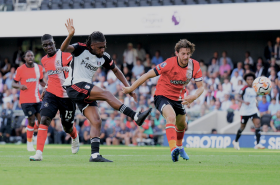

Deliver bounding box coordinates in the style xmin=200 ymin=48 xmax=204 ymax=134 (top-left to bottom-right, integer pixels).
xmin=177 ymin=57 xmax=189 ymax=68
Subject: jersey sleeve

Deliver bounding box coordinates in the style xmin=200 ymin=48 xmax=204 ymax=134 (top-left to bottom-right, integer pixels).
xmin=102 ymin=52 xmax=115 ymax=70
xmin=239 ymin=86 xmax=247 ymax=99
xmin=71 ymin=42 xmax=86 ymax=57
xmin=13 ymin=68 xmax=21 ymax=82
xmin=193 ymin=62 xmax=203 ymax=82
xmin=62 ymin=52 xmax=73 ymax=66
xmin=153 ymin=60 xmax=168 ymax=76
xmin=39 ymin=65 xmax=44 ymax=80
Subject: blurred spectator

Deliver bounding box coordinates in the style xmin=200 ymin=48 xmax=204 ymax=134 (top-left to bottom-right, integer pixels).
xmin=123 ymin=43 xmax=138 ymax=70
xmin=208 ymin=51 xmax=219 ymax=66
xmin=151 ymin=50 xmax=163 ymax=65
xmin=107 ymin=69 xmax=117 ymax=82
xmin=207 ymin=58 xmax=219 ymax=77
xmin=123 ymin=66 xmax=132 ymax=82
xmin=5 ymin=73 xmax=14 ymax=90
xmin=219 ymin=58 xmax=231 ymax=79
xmin=258 ymin=96 xmax=270 ymax=116
xmin=199 ymin=60 xmax=207 ymax=73
xmin=229 ymin=98 xmax=239 ymax=110
xmin=114 ymin=122 xmax=130 ymax=145
xmin=12 ymin=46 xmax=24 ymax=68
xmin=211 ymin=128 xmax=217 ymax=134
xmin=0 ymin=102 xmax=13 ymax=143
xmin=231 ymin=71 xmax=243 ymax=92
xmin=143 ymin=53 xmax=152 ymax=72
xmin=244 ymin=51 xmax=254 ymax=66
xmin=270 ymin=88 xmax=279 ymax=102
xmin=269 ymin=58 xmax=280 ymax=73
xmin=132 ymin=59 xmax=145 ymax=78
xmin=94 ymin=76 xmax=108 ymax=89
xmin=222 ymin=78 xmax=232 ymax=94
xmin=216 ymin=84 xmax=225 ymax=102
xmin=107 ymin=78 xmax=118 ymax=95
xmin=255 ymin=63 xmax=267 ymax=78
xmin=2 ymin=90 xmax=12 ymax=109
xmin=234 ymin=80 xmax=244 ymax=94
xmin=219 ymin=51 xmax=233 ymax=69
xmin=231 ymin=62 xmax=244 ymax=78
xmin=214 ymin=101 xmax=221 ymax=110
xmin=221 ymin=93 xmax=232 ymax=111
xmin=139 ymin=81 xmax=150 ymax=97
xmin=244 ymin=64 xmax=253 ymax=73
xmin=268 ymin=98 xmax=280 ymax=116
xmin=268 ymin=68 xmax=278 ymax=81
xmin=34 ymin=48 xmax=42 ymax=64
xmin=112 ymin=53 xmax=121 ymax=67
xmin=47 ymin=120 xmax=56 ymax=144
xmin=270 ymin=110 xmax=280 ymax=132
xmin=136 ymin=43 xmax=146 ymax=62
xmin=274 ymin=37 xmax=280 ymax=64
xmin=264 ymin=40 xmax=274 ymax=61
xmin=1 ymin=58 xmax=11 ymax=76
xmin=205 ymin=89 xmax=215 ymax=105
xmin=82 ymin=119 xmax=91 ymax=144
xmin=262 ymin=124 xmax=269 ymax=133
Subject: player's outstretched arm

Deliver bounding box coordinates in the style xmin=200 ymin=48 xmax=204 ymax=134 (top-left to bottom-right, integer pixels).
xmin=182 ymin=81 xmax=204 ymax=105
xmin=61 ymin=18 xmax=75 ymax=53
xmin=112 ymin=66 xmax=138 ymax=102
xmin=122 ymin=69 xmax=157 ymax=94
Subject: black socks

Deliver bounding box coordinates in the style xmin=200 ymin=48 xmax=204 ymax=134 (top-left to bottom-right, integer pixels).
xmin=90 ymin=137 xmax=100 ymax=154
xmin=235 ymin=129 xmax=243 ymax=142
xmin=119 ymin=104 xmax=136 ymax=120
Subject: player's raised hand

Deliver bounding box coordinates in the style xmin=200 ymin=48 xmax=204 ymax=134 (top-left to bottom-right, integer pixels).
xmin=20 ymin=85 xmax=28 ymax=90
xmin=182 ymin=94 xmax=197 ymax=105
xmin=65 ymin=18 xmax=75 ymax=36
xmin=122 ymin=86 xmax=132 ymax=94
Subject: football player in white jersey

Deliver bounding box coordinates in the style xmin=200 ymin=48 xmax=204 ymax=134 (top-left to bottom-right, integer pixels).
xmin=60 ymin=19 xmax=152 ymax=162
xmin=233 ymin=73 xmax=265 ymax=150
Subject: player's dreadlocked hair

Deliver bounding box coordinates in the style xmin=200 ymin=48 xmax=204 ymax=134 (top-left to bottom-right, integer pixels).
xmin=175 ymin=39 xmax=195 ymax=54
xmin=85 ymin=31 xmax=106 ymax=48
xmin=41 ymin=34 xmax=53 ymax=42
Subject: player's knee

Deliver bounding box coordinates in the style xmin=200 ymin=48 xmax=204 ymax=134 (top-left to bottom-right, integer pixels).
xmin=40 ymin=116 xmax=52 ymax=127
xmin=89 ymin=118 xmax=102 ymax=127
xmin=28 ymin=118 xmax=35 ymax=127
xmin=166 ymin=114 xmax=176 ymax=124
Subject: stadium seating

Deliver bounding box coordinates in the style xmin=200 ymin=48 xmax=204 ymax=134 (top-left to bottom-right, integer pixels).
xmin=0 ymin=0 xmax=279 ymax=11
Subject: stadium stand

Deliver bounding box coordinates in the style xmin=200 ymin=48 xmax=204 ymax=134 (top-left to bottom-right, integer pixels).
xmin=1 ymin=0 xmax=280 ymax=11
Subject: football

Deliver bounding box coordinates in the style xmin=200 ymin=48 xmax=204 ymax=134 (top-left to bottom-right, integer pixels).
xmin=253 ymin=77 xmax=272 ymax=95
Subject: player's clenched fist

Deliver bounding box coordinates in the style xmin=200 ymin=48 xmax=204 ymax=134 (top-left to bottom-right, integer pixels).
xmin=182 ymin=94 xmax=197 ymax=105
xmin=20 ymin=85 xmax=28 ymax=90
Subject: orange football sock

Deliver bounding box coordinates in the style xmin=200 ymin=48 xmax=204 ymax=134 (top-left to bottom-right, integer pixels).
xmin=33 ymin=121 xmax=39 ymax=130
xmin=36 ymin=125 xmax=48 ymax=152
xmin=166 ymin=124 xmax=177 ymax=151
xmin=176 ymin=126 xmax=185 ymax=147
xmin=69 ymin=126 xmax=78 ymax=139
xmin=26 ymin=125 xmax=34 ymax=142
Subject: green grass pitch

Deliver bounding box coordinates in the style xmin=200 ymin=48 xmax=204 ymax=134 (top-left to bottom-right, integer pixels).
xmin=0 ymin=145 xmax=280 ymax=185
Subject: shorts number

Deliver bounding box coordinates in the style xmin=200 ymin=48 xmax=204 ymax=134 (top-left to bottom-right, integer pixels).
xmin=65 ymin=110 xmax=73 ymax=119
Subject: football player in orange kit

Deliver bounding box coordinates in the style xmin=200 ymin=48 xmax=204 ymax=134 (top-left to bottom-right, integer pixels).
xmin=122 ymin=39 xmax=204 ymax=162
xmin=12 ymin=51 xmax=46 ymax=151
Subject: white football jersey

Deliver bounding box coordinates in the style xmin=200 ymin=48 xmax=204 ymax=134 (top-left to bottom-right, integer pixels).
xmin=239 ymin=86 xmax=259 ymax=116
xmin=63 ymin=43 xmax=115 ymax=86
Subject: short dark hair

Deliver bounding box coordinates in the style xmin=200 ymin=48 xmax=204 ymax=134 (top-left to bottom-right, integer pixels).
xmin=243 ymin=72 xmax=255 ymax=81
xmin=41 ymin=34 xmax=53 ymax=42
xmin=174 ymin=39 xmax=195 ymax=54
xmin=24 ymin=50 xmax=33 ymax=57
xmin=85 ymin=31 xmax=106 ymax=48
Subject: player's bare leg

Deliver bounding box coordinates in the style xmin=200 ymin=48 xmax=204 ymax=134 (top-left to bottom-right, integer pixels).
xmin=84 ymin=106 xmax=112 ymax=162
xmin=26 ymin=114 xmax=36 ymax=151
xmin=233 ymin=123 xmax=246 ymax=150
xmin=253 ymin=118 xmax=265 ymax=149
xmin=87 ymin=86 xmax=151 ymax=126
xmin=176 ymin=114 xmax=189 ymax=160
xmin=162 ymin=105 xmax=180 ymax=162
